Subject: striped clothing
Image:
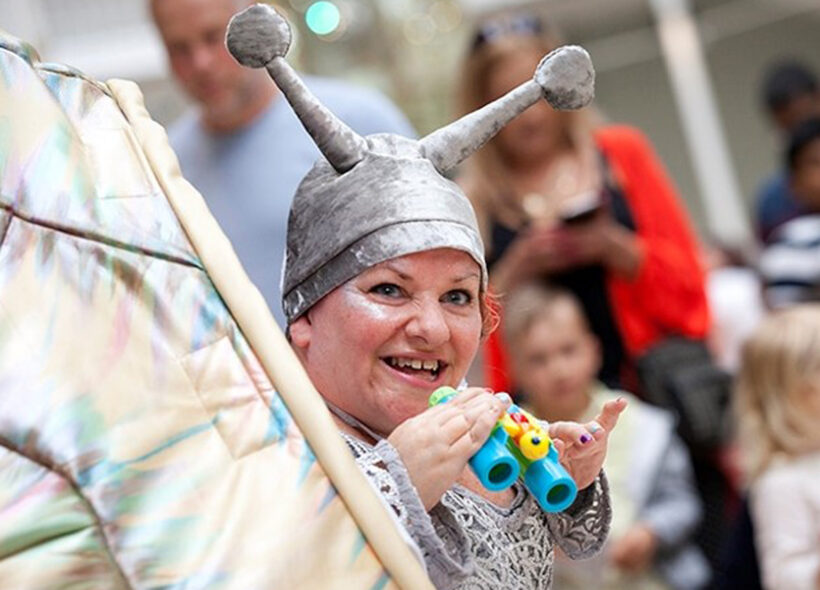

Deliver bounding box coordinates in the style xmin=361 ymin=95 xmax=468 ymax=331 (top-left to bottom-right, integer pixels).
xmin=759 ymin=214 xmax=820 ymax=308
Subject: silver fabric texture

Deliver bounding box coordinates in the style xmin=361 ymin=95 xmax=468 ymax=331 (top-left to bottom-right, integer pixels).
xmin=281 ymin=134 xmax=486 ymax=322
xmin=226 ymin=3 xmax=291 ymax=68
xmin=225 ymin=4 xmax=595 ymax=324
xmin=345 ymin=434 xmax=612 ymax=590
xmin=227 ymin=4 xmax=367 ymax=172
xmin=420 ymin=45 xmax=594 ymax=174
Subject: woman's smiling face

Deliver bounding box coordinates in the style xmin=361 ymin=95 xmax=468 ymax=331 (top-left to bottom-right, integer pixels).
xmin=289 ymin=248 xmax=483 ymax=435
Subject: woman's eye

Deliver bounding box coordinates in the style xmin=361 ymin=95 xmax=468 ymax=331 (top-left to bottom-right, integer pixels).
xmin=561 ymin=343 xmax=578 ymax=356
xmin=370 ymin=283 xmax=403 ymax=298
xmin=442 ymin=289 xmax=473 ymax=306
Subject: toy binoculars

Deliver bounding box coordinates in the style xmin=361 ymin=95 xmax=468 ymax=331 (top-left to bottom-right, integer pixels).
xmin=429 ymin=387 xmax=577 ymax=512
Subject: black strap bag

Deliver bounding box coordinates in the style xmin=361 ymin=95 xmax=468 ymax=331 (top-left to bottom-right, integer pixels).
xmin=636 ymin=337 xmax=731 ymax=453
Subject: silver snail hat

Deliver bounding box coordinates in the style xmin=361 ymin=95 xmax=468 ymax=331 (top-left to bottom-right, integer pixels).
xmin=225 ymin=4 xmax=595 ymax=324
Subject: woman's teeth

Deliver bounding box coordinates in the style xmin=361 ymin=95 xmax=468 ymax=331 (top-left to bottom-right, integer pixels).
xmin=386 ymin=357 xmax=442 ymax=378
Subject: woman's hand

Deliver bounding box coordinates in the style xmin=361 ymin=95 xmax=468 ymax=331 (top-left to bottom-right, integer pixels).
xmin=490 ymin=214 xmax=641 ymax=293
xmin=551 ymin=214 xmax=642 ymax=278
xmin=387 ymin=388 xmax=512 ymax=511
xmin=490 ymin=226 xmax=576 ymax=292
xmin=546 ymin=397 xmax=627 ymax=490
xmin=609 ymin=523 xmax=658 ymax=573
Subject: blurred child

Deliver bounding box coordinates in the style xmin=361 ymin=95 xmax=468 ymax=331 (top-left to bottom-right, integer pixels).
xmin=759 ymin=117 xmax=820 ymax=308
xmin=734 ymin=305 xmax=820 ymax=590
xmin=504 ymin=284 xmax=709 ymax=590
xmin=753 ymin=60 xmax=820 ymax=243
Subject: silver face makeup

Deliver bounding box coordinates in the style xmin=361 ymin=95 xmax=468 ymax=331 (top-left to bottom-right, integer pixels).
xmin=339 ymin=281 xmax=391 ymax=323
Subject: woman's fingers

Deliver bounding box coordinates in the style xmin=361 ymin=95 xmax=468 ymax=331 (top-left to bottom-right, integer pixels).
xmin=425 ymin=386 xmax=486 ymax=423
xmin=443 ymin=386 xmax=485 ymax=407
xmin=585 ymin=420 xmax=606 ymax=442
xmin=548 ymin=420 xmax=597 ymax=447
xmin=442 ymin=389 xmax=510 ymax=418
xmin=452 ymin=402 xmax=504 ymax=456
xmin=546 ymin=399 xmax=627 ymax=449
xmin=552 ymin=438 xmax=567 ymax=463
xmin=387 ymin=389 xmax=511 ymax=512
xmin=592 ymin=397 xmax=628 ymax=433
xmin=440 ymin=391 xmax=510 ymax=445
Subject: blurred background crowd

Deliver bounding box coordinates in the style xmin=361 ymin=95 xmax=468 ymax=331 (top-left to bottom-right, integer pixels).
xmin=3 ymin=0 xmax=818 ymax=243
xmin=3 ymin=0 xmax=820 ymax=589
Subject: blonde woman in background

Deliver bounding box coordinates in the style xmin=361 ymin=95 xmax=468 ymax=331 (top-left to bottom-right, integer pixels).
xmin=456 ymin=13 xmax=709 ymax=395
xmin=734 ymin=305 xmax=820 ymax=590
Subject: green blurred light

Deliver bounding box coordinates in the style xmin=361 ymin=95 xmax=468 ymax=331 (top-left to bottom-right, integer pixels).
xmin=305 ymin=1 xmax=340 ymax=36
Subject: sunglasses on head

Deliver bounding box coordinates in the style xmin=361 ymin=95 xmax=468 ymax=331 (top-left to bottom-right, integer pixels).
xmin=471 ymin=14 xmax=543 ymax=52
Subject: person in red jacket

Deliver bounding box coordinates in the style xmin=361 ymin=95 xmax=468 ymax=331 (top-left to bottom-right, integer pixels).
xmin=456 ymin=12 xmax=710 ymax=394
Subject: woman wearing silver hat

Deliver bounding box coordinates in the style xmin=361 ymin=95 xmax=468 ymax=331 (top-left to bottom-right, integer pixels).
xmin=226 ymin=6 xmax=625 ymax=589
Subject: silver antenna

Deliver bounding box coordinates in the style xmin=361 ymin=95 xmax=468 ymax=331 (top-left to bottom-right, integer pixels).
xmin=419 ymin=45 xmax=594 ymax=174
xmin=226 ymin=4 xmax=367 ymax=173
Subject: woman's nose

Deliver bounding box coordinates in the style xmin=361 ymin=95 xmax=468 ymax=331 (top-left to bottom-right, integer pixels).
xmin=552 ymin=358 xmax=577 ymax=384
xmin=405 ymin=300 xmax=450 ymax=346
xmin=190 ymin=44 xmax=216 ymax=73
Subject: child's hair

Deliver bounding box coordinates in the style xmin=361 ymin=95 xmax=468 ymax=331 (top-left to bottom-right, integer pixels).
xmin=786 ymin=116 xmax=820 ymax=172
xmin=760 ymin=60 xmax=818 ymax=114
xmin=734 ymin=304 xmax=820 ymax=480
xmin=502 ymin=283 xmax=588 ymax=346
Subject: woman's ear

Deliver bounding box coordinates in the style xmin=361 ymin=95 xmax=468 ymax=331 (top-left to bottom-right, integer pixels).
xmin=288 ymin=315 xmax=312 ymax=351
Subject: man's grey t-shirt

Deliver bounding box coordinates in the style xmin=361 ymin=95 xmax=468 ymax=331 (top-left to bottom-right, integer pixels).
xmin=168 ymin=75 xmax=415 ymax=326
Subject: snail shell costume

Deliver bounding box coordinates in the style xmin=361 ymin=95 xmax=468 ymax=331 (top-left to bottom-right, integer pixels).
xmin=224 ymin=4 xmax=595 ymax=322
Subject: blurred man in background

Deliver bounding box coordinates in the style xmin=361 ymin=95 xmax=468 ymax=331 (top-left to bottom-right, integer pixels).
xmin=754 ymin=60 xmax=820 ymax=243
xmin=150 ymin=0 xmax=415 ymax=325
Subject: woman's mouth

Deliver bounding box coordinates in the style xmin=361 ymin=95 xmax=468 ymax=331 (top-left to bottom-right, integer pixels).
xmin=382 ymin=356 xmax=446 ymax=382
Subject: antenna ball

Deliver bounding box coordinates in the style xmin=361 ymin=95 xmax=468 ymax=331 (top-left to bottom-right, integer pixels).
xmin=535 ymin=45 xmax=595 ymax=110
xmin=226 ymin=3 xmax=291 ymax=68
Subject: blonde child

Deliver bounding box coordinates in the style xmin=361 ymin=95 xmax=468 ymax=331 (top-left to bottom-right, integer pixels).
xmin=734 ymin=304 xmax=820 ymax=590
xmin=504 ymin=283 xmax=709 ymax=590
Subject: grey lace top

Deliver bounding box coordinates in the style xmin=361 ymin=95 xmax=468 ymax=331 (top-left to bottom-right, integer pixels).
xmin=344 ymin=434 xmax=612 ymax=590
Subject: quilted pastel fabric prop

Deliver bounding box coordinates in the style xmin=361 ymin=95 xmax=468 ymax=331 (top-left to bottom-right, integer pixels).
xmin=0 ymin=33 xmax=432 ymax=589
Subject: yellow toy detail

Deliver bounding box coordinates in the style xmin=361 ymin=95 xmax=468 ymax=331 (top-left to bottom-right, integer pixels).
xmin=501 ymin=408 xmax=551 ymax=461
xmin=429 ymin=387 xmax=577 ymax=512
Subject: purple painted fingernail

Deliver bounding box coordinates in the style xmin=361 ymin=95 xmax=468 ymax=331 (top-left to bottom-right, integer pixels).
xmin=580 ymin=434 xmax=591 ymax=444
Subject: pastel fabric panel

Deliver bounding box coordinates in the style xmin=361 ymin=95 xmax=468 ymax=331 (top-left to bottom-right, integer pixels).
xmin=0 ymin=36 xmax=414 ymax=589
